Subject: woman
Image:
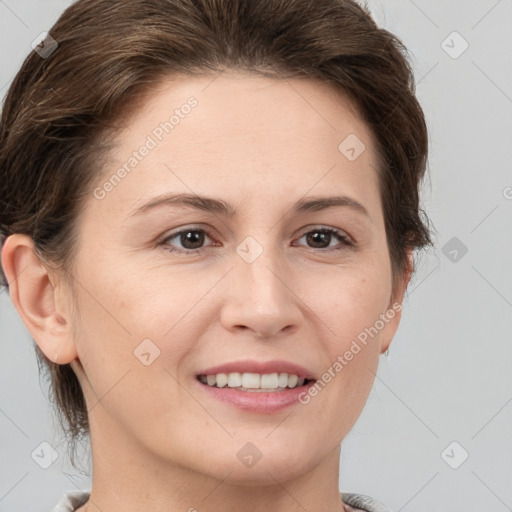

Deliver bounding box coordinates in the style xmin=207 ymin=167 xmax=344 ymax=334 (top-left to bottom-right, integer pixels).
xmin=0 ymin=0 xmax=431 ymax=511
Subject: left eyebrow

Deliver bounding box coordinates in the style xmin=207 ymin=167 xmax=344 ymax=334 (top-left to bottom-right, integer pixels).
xmin=128 ymin=192 xmax=370 ymax=219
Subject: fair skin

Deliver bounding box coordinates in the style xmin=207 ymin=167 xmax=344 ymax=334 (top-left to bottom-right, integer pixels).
xmin=2 ymin=71 xmax=411 ymax=512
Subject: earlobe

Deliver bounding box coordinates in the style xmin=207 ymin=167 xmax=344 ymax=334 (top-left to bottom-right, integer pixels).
xmin=1 ymin=234 xmax=78 ymax=364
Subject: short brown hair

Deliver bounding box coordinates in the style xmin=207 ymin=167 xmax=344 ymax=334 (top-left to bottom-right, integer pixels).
xmin=0 ymin=0 xmax=432 ymax=464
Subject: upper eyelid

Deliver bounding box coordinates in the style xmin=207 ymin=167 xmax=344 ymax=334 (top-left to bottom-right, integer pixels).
xmin=295 ymin=225 xmax=353 ymax=244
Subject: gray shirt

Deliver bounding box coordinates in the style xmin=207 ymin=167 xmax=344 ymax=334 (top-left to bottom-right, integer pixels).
xmin=52 ymin=490 xmax=394 ymax=512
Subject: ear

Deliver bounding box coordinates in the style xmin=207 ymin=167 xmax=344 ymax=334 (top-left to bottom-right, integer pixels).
xmin=379 ymin=249 xmax=413 ymax=354
xmin=1 ymin=234 xmax=78 ymax=364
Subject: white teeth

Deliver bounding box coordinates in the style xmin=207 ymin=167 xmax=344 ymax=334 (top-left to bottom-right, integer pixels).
xmin=288 ymin=374 xmax=299 ymax=387
xmin=227 ymin=372 xmax=242 ymax=387
xmin=198 ymin=372 xmax=308 ymax=390
xmin=278 ymin=373 xmax=289 ymax=388
xmin=216 ymin=373 xmax=228 ymax=388
xmin=260 ymin=373 xmax=279 ymax=388
xmin=241 ymin=372 xmax=260 ymax=388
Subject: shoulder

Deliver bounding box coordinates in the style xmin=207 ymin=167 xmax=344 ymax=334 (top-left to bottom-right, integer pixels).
xmin=341 ymin=492 xmax=394 ymax=512
xmin=52 ymin=490 xmax=90 ymax=512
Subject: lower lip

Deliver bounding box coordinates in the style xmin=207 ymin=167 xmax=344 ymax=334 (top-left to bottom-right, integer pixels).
xmin=194 ymin=377 xmax=316 ymax=413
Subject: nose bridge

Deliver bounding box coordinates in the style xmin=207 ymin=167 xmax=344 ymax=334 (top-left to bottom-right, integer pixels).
xmin=221 ymin=233 xmax=302 ymax=337
xmin=237 ymin=233 xmax=288 ymax=301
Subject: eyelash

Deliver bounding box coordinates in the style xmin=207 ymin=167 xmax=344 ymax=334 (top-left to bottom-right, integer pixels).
xmin=159 ymin=226 xmax=355 ymax=255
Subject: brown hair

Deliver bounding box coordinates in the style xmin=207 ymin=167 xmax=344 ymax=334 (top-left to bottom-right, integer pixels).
xmin=0 ymin=0 xmax=432 ymax=464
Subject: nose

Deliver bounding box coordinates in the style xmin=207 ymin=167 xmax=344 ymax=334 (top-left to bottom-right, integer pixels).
xmin=220 ymin=247 xmax=303 ymax=339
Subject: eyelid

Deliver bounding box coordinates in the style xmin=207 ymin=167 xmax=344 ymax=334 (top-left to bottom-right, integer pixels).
xmin=159 ymin=225 xmax=216 ymax=251
xmin=159 ymin=224 xmax=356 ymax=254
xmin=293 ymin=225 xmax=355 ymax=250
xmin=295 ymin=224 xmax=353 ymax=243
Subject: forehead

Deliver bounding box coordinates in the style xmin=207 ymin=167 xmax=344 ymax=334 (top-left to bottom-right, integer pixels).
xmin=86 ymin=71 xmax=382 ymax=222
xmin=119 ymin=70 xmax=373 ymax=148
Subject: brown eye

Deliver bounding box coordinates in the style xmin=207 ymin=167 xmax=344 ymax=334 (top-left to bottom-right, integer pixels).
xmin=178 ymin=230 xmax=206 ymax=250
xmin=296 ymin=227 xmax=353 ymax=251
xmin=162 ymin=228 xmax=214 ymax=253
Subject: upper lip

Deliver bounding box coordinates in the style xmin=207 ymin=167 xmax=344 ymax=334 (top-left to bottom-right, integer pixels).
xmin=196 ymin=359 xmax=317 ymax=380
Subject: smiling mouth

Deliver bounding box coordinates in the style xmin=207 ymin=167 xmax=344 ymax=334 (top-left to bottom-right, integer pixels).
xmin=196 ymin=372 xmax=316 ymax=392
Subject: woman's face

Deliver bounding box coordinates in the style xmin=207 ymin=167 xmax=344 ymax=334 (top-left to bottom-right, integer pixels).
xmin=66 ymin=71 xmax=408 ymax=482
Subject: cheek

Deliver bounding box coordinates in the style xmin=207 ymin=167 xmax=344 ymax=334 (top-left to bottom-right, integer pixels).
xmin=70 ymin=255 xmax=206 ymax=401
xmin=304 ymin=257 xmax=391 ymax=407
xmin=308 ymin=257 xmax=391 ymax=342
xmin=74 ymin=242 xmax=203 ymax=340
xmin=70 ymin=277 xmax=196 ymax=445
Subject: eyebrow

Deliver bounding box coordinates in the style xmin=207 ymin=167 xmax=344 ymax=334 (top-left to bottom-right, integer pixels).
xmin=129 ymin=192 xmax=370 ymax=218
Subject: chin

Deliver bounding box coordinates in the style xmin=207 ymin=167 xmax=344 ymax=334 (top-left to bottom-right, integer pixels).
xmin=211 ymin=458 xmax=313 ymax=487
xmin=198 ymin=437 xmax=320 ymax=485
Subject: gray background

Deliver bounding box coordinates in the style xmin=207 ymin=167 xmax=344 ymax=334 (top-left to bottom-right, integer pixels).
xmin=1 ymin=1 xmax=511 ymax=511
